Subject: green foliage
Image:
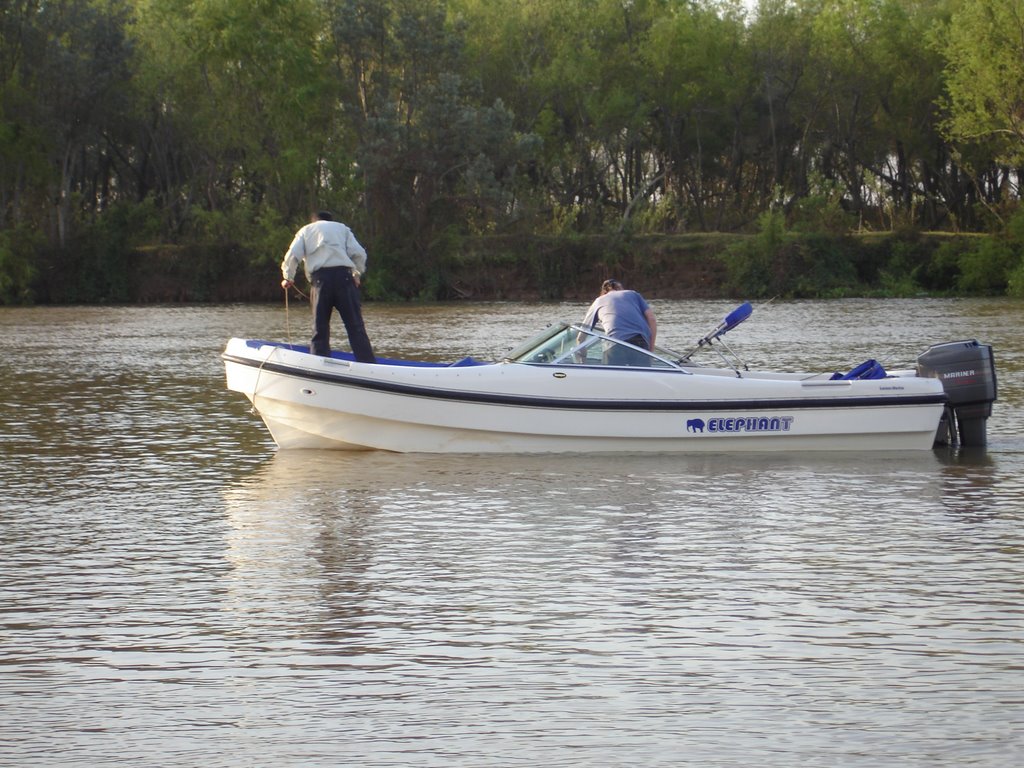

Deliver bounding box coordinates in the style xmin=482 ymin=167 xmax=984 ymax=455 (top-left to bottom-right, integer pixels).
xmin=0 ymin=225 xmax=40 ymax=304
xmin=1007 ymin=261 xmax=1024 ymax=298
xmin=788 ymin=235 xmax=860 ymax=298
xmin=956 ymin=239 xmax=1015 ymax=294
xmin=627 ymin=193 xmax=686 ymax=235
xmin=953 ymin=208 xmax=1024 ymax=295
xmin=876 ymin=238 xmax=924 ymax=296
xmin=724 ymin=211 xmax=924 ymax=298
xmin=939 ymin=0 xmax=1024 ymax=165
xmin=789 ymin=192 xmax=856 ymax=235
xmin=923 ymin=240 xmax=957 ymax=290
xmin=42 ymin=198 xmax=165 ymax=303
xmin=4 ymin=0 xmax=1024 ymax=304
xmin=787 ymin=172 xmax=855 ymax=235
xmin=1 ymin=0 xmax=136 ymax=254
xmin=250 ymin=209 xmax=295 ymax=268
xmin=544 ymin=203 xmax=585 ymax=237
xmin=722 ymin=210 xmax=788 ymax=297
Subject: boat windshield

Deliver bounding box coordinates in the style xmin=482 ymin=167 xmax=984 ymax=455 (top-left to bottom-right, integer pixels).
xmin=504 ymin=323 xmax=684 ymax=369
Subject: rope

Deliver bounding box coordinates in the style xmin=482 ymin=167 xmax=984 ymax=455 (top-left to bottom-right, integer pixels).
xmin=254 ymin=282 xmax=310 ymax=415
xmin=249 ymin=345 xmax=276 ymax=416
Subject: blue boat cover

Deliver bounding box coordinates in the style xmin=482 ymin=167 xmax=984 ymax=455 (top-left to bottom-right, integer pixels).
xmin=830 ymin=359 xmax=887 ymax=380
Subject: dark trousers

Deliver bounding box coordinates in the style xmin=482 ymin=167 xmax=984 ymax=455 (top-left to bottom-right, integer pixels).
xmin=309 ymin=267 xmax=376 ymax=362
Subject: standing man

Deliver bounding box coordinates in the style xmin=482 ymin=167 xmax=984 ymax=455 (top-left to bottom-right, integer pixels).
xmin=281 ymin=210 xmax=376 ymax=363
xmin=581 ymin=279 xmax=657 ymax=365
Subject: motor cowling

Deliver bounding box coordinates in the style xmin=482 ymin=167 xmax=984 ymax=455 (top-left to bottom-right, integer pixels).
xmin=917 ymin=340 xmax=997 ymax=447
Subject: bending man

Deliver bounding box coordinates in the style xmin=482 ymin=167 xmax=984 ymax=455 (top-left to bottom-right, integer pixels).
xmin=581 ymin=279 xmax=657 ymax=366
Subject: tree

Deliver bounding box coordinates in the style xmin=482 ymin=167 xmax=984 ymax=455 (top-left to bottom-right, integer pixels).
xmin=1 ymin=0 xmax=136 ymax=246
xmin=643 ymin=2 xmax=756 ymax=230
xmin=131 ymin=0 xmax=333 ymax=231
xmin=322 ymin=0 xmax=532 ymax=295
xmin=940 ymin=0 xmax=1024 ymax=165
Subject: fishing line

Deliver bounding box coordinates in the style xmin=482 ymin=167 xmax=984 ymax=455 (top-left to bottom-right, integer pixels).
xmin=284 ymin=286 xmax=291 ymax=346
xmin=283 ymin=284 xmax=310 ymax=349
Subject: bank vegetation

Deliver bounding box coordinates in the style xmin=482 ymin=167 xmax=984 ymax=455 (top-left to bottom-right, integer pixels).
xmin=3 ymin=0 xmax=1024 ymax=303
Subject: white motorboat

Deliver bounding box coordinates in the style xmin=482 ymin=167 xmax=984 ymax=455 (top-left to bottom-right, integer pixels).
xmin=222 ymin=303 xmax=997 ymax=453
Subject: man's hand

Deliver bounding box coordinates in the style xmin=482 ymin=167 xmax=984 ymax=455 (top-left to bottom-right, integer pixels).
xmin=281 ymin=279 xmax=293 ymax=289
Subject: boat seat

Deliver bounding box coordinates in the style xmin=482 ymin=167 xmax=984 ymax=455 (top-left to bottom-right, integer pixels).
xmin=830 ymin=359 xmax=887 ymax=380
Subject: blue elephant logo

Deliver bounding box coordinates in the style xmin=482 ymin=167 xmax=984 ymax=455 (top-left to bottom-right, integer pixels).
xmin=686 ymin=418 xmax=705 ymax=433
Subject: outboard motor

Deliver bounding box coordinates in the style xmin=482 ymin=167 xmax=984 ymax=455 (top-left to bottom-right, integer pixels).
xmin=917 ymin=340 xmax=997 ymax=447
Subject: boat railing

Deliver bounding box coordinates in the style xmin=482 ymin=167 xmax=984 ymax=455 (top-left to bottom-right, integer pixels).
xmin=676 ymin=301 xmax=753 ymax=373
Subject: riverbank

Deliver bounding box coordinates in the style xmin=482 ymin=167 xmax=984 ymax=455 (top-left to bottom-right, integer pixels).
xmin=25 ymin=230 xmax=1001 ymax=304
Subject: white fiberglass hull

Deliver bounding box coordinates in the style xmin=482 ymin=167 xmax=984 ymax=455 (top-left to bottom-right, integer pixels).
xmin=222 ymin=339 xmax=947 ymax=453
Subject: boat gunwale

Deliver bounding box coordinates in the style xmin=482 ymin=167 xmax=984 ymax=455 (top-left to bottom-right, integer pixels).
xmin=222 ymin=350 xmax=949 ymax=413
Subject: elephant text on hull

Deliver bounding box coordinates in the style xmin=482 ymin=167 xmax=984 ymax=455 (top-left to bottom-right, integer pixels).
xmin=686 ymin=416 xmax=795 ymax=434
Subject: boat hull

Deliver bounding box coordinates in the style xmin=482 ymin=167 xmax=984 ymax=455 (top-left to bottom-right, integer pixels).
xmin=223 ymin=339 xmax=947 ymax=453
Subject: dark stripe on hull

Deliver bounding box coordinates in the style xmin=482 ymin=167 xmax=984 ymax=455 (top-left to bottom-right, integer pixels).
xmin=223 ymin=354 xmax=948 ymax=412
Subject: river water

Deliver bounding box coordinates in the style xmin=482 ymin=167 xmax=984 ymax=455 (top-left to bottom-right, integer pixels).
xmin=1 ymin=298 xmax=1022 ymax=767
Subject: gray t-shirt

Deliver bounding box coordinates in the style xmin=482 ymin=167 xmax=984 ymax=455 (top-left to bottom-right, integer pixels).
xmin=582 ymin=290 xmax=652 ymax=343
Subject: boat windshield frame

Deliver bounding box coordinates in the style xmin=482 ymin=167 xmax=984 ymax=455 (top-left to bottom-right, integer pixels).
xmin=503 ymin=323 xmax=688 ymax=371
